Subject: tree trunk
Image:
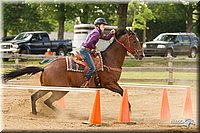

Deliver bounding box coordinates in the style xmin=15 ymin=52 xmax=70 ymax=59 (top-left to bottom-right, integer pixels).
xmin=186 ymin=4 xmax=193 ymax=32
xmin=58 ymin=18 xmax=65 ymax=40
xmin=117 ymin=3 xmax=128 ymax=29
xmin=3 ymin=29 xmax=7 ymax=37
xmin=80 ymin=5 xmax=89 ymax=24
xmin=143 ymin=17 xmax=147 ymax=43
xmin=57 ymin=4 xmax=66 ymax=40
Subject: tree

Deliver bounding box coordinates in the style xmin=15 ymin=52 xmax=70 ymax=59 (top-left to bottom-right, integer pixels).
xmin=148 ymin=2 xmax=199 ymax=34
xmin=128 ymin=2 xmax=155 ymax=42
xmin=75 ymin=3 xmax=118 ymax=25
xmin=39 ymin=3 xmax=117 ymax=39
xmin=117 ymin=3 xmax=128 ymax=29
xmin=183 ymin=3 xmax=199 ymax=33
xmin=39 ymin=3 xmax=77 ymax=39
xmin=3 ymin=2 xmax=54 ymax=36
xmin=147 ymin=3 xmax=188 ymax=40
xmin=3 ymin=3 xmax=22 ymax=36
xmin=196 ymin=2 xmax=200 ymax=36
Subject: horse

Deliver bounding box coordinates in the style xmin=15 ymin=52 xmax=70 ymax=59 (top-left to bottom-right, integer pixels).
xmin=2 ymin=28 xmax=144 ymax=115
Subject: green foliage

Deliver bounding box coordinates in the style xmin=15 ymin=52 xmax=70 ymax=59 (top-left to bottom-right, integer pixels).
xmin=74 ymin=3 xmax=118 ymax=25
xmin=3 ymin=2 xmax=54 ymax=35
xmin=2 ymin=2 xmax=117 ymax=36
xmin=149 ymin=3 xmax=186 ymax=23
xmin=147 ymin=2 xmax=199 ymax=36
xmin=64 ymin=20 xmax=75 ymax=32
xmin=128 ymin=2 xmax=155 ymax=31
xmin=2 ymin=1 xmax=199 ymax=39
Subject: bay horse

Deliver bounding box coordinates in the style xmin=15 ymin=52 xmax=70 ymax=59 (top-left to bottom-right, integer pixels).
xmin=3 ymin=28 xmax=144 ymax=115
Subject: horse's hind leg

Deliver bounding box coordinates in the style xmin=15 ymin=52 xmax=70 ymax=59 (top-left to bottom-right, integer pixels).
xmin=31 ymin=90 xmax=49 ymax=115
xmin=44 ymin=91 xmax=68 ymax=112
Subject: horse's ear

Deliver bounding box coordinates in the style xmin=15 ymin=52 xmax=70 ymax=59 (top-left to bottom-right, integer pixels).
xmin=128 ymin=28 xmax=133 ymax=35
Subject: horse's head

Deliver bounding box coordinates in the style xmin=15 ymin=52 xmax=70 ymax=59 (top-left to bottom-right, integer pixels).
xmin=115 ymin=28 xmax=145 ymax=60
xmin=127 ymin=29 xmax=145 ymax=60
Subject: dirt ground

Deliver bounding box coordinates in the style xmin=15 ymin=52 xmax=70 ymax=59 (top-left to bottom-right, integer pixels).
xmin=1 ymin=73 xmax=198 ymax=132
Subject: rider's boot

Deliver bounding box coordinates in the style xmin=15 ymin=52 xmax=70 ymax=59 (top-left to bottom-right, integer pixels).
xmin=80 ymin=77 xmax=90 ymax=88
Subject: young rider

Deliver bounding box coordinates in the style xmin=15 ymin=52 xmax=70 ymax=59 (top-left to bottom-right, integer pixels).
xmin=80 ymin=18 xmax=115 ymax=88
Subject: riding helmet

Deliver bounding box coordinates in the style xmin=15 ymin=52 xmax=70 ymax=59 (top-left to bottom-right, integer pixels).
xmin=94 ymin=18 xmax=108 ymax=26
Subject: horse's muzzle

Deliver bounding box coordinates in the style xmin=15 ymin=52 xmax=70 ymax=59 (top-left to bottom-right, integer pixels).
xmin=135 ymin=51 xmax=145 ymax=60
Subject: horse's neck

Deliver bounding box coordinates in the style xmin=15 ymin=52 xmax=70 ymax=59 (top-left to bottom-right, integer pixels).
xmin=102 ymin=41 xmax=127 ymax=68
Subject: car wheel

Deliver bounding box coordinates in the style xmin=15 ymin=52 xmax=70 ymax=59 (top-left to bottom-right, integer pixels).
xmin=189 ymin=48 xmax=196 ymax=58
xmin=2 ymin=58 xmax=9 ymax=62
xmin=57 ymin=47 xmax=66 ymax=56
xmin=20 ymin=49 xmax=29 ymax=61
xmin=166 ymin=49 xmax=173 ymax=57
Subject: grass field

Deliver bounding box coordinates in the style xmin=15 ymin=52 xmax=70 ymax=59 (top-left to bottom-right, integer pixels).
xmin=121 ymin=71 xmax=197 ymax=80
xmin=121 ymin=71 xmax=197 ymax=89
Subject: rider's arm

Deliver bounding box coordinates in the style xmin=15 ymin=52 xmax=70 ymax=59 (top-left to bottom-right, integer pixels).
xmin=101 ymin=29 xmax=115 ymax=40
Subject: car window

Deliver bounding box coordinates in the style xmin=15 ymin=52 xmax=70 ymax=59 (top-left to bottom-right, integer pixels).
xmin=32 ymin=34 xmax=42 ymax=41
xmin=175 ymin=35 xmax=182 ymax=42
xmin=190 ymin=36 xmax=198 ymax=43
xmin=41 ymin=33 xmax=49 ymax=38
xmin=41 ymin=33 xmax=50 ymax=42
xmin=182 ymin=35 xmax=190 ymax=43
xmin=14 ymin=33 xmax=32 ymax=41
xmin=157 ymin=35 xmax=176 ymax=42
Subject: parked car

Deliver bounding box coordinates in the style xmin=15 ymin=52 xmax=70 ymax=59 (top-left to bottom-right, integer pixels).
xmin=0 ymin=31 xmax=72 ymax=61
xmin=142 ymin=33 xmax=199 ymax=58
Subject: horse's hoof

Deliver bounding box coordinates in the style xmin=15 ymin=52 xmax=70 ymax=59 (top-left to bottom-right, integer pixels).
xmin=44 ymin=100 xmax=49 ymax=105
xmin=32 ymin=111 xmax=37 ymax=115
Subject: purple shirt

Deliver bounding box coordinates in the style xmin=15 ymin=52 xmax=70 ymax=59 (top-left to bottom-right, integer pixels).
xmin=82 ymin=27 xmax=113 ymax=49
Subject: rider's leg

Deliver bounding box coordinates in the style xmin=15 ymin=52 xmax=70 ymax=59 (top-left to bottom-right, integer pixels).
xmin=80 ymin=48 xmax=96 ymax=87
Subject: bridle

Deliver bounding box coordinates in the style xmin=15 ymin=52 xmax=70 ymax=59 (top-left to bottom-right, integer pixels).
xmin=114 ymin=33 xmax=140 ymax=56
xmin=103 ymin=32 xmax=142 ymax=73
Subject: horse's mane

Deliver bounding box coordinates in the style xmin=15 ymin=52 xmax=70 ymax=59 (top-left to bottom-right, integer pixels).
xmin=101 ymin=28 xmax=128 ymax=53
xmin=115 ymin=28 xmax=128 ymax=39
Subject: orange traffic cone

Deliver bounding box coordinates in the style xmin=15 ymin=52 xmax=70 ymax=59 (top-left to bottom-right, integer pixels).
xmin=88 ymin=90 xmax=101 ymax=124
xmin=57 ymin=97 xmax=65 ymax=108
xmin=160 ymin=88 xmax=171 ymax=120
xmin=183 ymin=87 xmax=193 ymax=118
xmin=118 ymin=88 xmax=130 ymax=122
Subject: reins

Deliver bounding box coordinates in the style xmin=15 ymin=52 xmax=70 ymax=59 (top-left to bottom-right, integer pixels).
xmin=103 ymin=32 xmax=141 ymax=73
xmin=114 ymin=34 xmax=139 ymax=56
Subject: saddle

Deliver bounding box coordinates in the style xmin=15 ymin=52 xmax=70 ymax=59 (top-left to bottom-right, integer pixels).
xmin=70 ymin=51 xmax=103 ymax=74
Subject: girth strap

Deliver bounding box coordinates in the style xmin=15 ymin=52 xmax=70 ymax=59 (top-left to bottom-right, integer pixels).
xmin=103 ymin=65 xmax=122 ymax=72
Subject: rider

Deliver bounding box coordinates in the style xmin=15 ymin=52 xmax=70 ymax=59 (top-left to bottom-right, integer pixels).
xmin=80 ymin=18 xmax=115 ymax=88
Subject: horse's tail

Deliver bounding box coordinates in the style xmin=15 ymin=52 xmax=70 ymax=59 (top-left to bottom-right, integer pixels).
xmin=2 ymin=66 xmax=44 ymax=82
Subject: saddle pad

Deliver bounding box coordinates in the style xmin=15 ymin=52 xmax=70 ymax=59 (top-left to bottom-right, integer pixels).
xmin=66 ymin=56 xmax=85 ymax=72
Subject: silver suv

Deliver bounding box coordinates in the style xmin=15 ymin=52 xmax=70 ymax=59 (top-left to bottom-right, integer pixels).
xmin=143 ymin=33 xmax=199 ymax=58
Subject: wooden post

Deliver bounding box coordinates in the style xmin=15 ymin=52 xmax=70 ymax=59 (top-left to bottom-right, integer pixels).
xmin=168 ymin=56 xmax=173 ymax=85
xmin=14 ymin=53 xmax=19 ymax=70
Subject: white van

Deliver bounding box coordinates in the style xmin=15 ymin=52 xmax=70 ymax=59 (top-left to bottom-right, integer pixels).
xmin=72 ymin=24 xmax=117 ymax=51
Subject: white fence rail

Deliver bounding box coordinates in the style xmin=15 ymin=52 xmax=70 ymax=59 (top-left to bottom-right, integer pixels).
xmin=2 ymin=83 xmax=190 ymax=92
xmin=1 ymin=53 xmax=198 ymax=84
xmin=2 ymin=84 xmax=101 ymax=92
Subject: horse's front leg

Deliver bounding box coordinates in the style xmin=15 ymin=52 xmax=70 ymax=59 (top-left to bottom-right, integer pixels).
xmin=104 ymin=81 xmax=132 ymax=112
